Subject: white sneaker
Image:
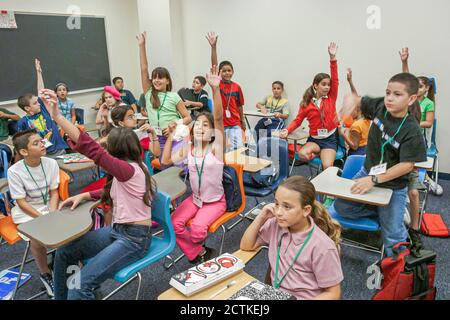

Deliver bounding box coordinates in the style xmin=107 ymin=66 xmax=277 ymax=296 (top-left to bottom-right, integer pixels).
xmin=429 ymin=179 xmax=443 ymax=196
xmin=403 ymin=207 xmax=411 ymax=226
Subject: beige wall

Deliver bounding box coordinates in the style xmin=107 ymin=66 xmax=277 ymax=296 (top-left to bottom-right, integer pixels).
xmin=177 ymin=0 xmax=450 ymax=173
xmin=1 ymin=0 xmax=140 ymax=122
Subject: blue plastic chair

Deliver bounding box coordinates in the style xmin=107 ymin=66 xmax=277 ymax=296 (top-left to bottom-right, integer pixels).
xmin=103 ymin=191 xmax=176 ymax=300
xmin=75 ymin=108 xmax=85 ymax=125
xmin=244 ymin=137 xmax=289 ymax=204
xmin=306 ymin=132 xmax=346 ymax=178
xmin=207 ymin=98 xmax=213 ymax=113
xmin=144 ymin=151 xmax=154 ymax=177
xmin=325 ymin=155 xmax=384 ymax=256
xmin=0 ymin=150 xmax=8 ymax=179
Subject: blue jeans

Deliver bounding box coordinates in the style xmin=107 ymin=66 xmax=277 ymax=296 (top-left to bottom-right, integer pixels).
xmin=334 ymin=167 xmax=408 ymax=257
xmin=54 ymin=224 xmax=152 ymax=300
xmin=225 ymin=126 xmax=244 ymax=152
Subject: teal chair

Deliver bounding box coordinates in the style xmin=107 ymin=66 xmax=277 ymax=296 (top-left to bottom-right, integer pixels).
xmin=144 ymin=151 xmax=154 ymax=176
xmin=102 ymin=191 xmax=176 ymax=300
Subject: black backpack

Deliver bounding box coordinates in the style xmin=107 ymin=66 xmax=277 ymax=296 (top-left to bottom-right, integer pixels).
xmin=223 ymin=165 xmax=242 ymax=212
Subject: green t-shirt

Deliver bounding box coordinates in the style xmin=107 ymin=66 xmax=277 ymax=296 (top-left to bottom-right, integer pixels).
xmin=419 ymin=97 xmax=435 ymax=122
xmin=145 ymin=91 xmax=182 ymax=129
xmin=259 ymin=95 xmax=290 ymax=115
xmin=0 ymin=108 xmax=16 ymax=141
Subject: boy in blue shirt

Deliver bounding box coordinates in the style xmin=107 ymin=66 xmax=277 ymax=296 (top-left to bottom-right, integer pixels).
xmin=17 ymin=93 xmax=68 ymax=158
xmin=112 ymin=76 xmax=137 ymax=111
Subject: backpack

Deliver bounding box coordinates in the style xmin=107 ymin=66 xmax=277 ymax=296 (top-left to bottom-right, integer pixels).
xmin=222 ymin=165 xmax=242 ymax=212
xmin=420 ymin=212 xmax=450 ymax=238
xmin=372 ymin=242 xmax=437 ymax=300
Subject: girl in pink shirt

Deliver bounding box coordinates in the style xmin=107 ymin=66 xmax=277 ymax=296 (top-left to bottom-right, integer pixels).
xmin=241 ymin=176 xmax=343 ymax=300
xmin=161 ymin=66 xmax=226 ymax=264
xmin=38 ymin=89 xmax=156 ymax=300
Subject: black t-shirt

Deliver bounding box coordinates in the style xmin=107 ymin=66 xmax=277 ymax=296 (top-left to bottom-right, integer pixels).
xmin=361 ymin=96 xmax=427 ymax=189
xmin=178 ymin=88 xmax=209 ymax=112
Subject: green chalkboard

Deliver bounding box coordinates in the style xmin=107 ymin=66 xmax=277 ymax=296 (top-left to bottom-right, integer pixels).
xmin=0 ymin=13 xmax=111 ymax=102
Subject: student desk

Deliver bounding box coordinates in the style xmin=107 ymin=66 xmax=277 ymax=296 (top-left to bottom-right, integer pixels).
xmin=57 ymin=155 xmax=97 ymax=173
xmin=273 ymin=130 xmax=309 ymax=175
xmin=415 ymin=157 xmax=434 ymax=170
xmin=152 ymin=167 xmax=187 ymax=201
xmin=158 ymin=249 xmax=261 ymax=300
xmin=225 ymin=148 xmax=272 ymax=173
xmin=83 ymin=123 xmax=103 ymax=137
xmin=311 ymin=167 xmax=393 ymax=206
xmin=17 ymin=201 xmax=94 ymax=249
xmin=244 ymin=110 xmax=276 ymax=130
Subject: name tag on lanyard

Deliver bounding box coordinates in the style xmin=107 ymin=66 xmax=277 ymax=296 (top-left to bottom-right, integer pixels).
xmin=369 ymin=163 xmax=387 ymax=176
xmin=317 ymin=129 xmax=329 ymax=137
xmin=193 ymin=194 xmax=203 ymax=208
xmin=264 ymin=118 xmax=273 ymax=126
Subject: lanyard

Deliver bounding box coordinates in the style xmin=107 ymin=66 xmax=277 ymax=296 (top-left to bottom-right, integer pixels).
xmin=194 ymin=147 xmax=209 ymax=196
xmin=274 ymin=226 xmax=315 ymax=290
xmin=379 ymin=111 xmax=408 ymax=164
xmin=224 ymin=81 xmax=233 ymax=111
xmin=157 ymin=92 xmax=168 ymax=128
xmin=24 ymin=161 xmax=49 ymax=206
xmin=269 ymin=97 xmax=281 ymax=114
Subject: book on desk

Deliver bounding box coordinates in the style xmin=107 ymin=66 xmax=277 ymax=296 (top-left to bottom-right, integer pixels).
xmin=169 ymin=253 xmax=245 ymax=297
xmin=57 ymin=154 xmax=93 ymax=164
xmin=228 ymin=280 xmax=296 ymax=300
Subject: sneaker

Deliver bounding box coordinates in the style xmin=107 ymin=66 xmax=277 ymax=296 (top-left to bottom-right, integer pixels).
xmin=403 ymin=207 xmax=411 ymax=226
xmin=429 ymin=179 xmax=443 ymax=196
xmin=39 ymin=273 xmax=54 ymax=298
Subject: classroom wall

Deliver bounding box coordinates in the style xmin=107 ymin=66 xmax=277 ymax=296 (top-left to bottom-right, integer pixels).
xmin=1 ymin=0 xmax=140 ymax=122
xmin=175 ymin=0 xmax=450 ymax=173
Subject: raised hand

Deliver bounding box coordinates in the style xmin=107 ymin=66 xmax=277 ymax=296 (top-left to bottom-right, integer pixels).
xmin=206 ymin=32 xmax=218 ymax=47
xmin=328 ymin=42 xmax=338 ymax=60
xmin=136 ymin=31 xmax=147 ymax=46
xmin=35 ymin=59 xmax=42 ymax=73
xmin=339 ymin=93 xmax=360 ymax=118
xmin=399 ymin=47 xmax=409 ymax=62
xmin=346 ymin=68 xmax=353 ymax=82
xmin=39 ymin=89 xmax=60 ymax=119
xmin=206 ymin=65 xmax=222 ymax=89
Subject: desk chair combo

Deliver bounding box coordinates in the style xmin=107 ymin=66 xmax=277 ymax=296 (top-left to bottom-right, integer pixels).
xmin=0 ymin=170 xmax=70 ymax=300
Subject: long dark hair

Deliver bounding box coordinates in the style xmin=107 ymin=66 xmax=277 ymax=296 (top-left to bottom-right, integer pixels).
xmin=418 ymin=76 xmax=435 ymax=103
xmin=150 ymin=67 xmax=173 ymax=109
xmin=100 ymin=127 xmax=156 ymax=209
xmin=300 ymin=73 xmax=330 ymax=109
xmin=409 ymin=101 xmax=421 ymax=124
xmin=191 ymin=111 xmax=215 ymax=143
xmin=279 ymin=176 xmax=341 ymax=249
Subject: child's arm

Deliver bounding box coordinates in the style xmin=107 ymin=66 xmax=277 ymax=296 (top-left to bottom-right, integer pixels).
xmin=340 ymin=127 xmax=361 ymax=151
xmin=207 ymin=65 xmax=225 ymax=159
xmin=139 ymin=124 xmax=161 ymax=157
xmin=35 ymin=59 xmax=45 ymax=94
xmin=184 ymin=100 xmax=204 ymax=108
xmin=328 ymin=42 xmax=339 ymax=101
xmin=313 ymin=284 xmax=341 ymax=300
xmin=346 ymin=68 xmax=358 ymax=95
xmin=421 ymin=111 xmax=434 ymax=129
xmin=240 ymin=204 xmax=275 ymax=251
xmin=71 ymin=107 xmax=77 ymax=124
xmin=0 ymin=110 xmax=20 ymax=121
xmin=339 ymin=93 xmax=362 ymax=120
xmin=136 ymin=32 xmax=152 ymax=93
xmin=175 ymin=101 xmax=192 ymax=126
xmin=15 ymin=199 xmax=42 ymax=218
xmin=399 ymin=47 xmax=410 ymax=73
xmin=206 ymin=32 xmax=219 ymax=67
xmin=95 ymin=104 xmax=109 ymax=125
xmin=59 ymin=192 xmax=93 ymax=210
xmin=48 ymin=188 xmax=59 ymax=212
xmin=279 ymin=108 xmax=307 ymax=138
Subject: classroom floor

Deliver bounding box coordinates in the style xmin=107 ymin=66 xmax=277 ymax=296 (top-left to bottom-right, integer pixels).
xmin=1 ymin=164 xmax=449 ymax=300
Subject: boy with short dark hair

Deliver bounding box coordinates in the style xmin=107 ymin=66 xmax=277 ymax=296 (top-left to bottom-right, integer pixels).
xmin=17 ymin=93 xmax=68 ymax=158
xmin=0 ymin=108 xmax=20 ymax=141
xmin=178 ymin=76 xmax=210 ymax=118
xmin=112 ymin=76 xmax=137 ymax=111
xmin=8 ymin=129 xmax=60 ymax=297
xmin=336 ymin=73 xmax=427 ymax=257
xmin=207 ymin=32 xmax=245 ymax=152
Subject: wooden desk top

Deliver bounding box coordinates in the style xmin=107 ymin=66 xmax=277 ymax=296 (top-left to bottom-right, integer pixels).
xmin=244 ymin=110 xmax=275 ymax=118
xmin=225 ymin=148 xmax=272 ymax=173
xmin=18 ymin=201 xmax=94 ymax=249
xmin=311 ymin=167 xmax=393 ymax=206
xmin=152 ymin=167 xmax=187 ymax=201
xmin=273 ymin=131 xmax=309 ymax=141
xmin=415 ymin=157 xmax=434 ymax=170
xmin=57 ymin=154 xmax=97 ymax=173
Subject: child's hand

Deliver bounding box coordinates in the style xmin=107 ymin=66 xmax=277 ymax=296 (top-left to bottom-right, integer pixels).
xmin=39 ymin=89 xmax=60 ymax=118
xmin=136 ymin=31 xmax=147 ymax=46
xmin=351 ymin=176 xmax=374 ymax=195
xmin=274 ymin=112 xmax=282 ymax=119
xmin=328 ymin=42 xmax=338 ymax=60
xmin=279 ymin=129 xmax=289 ymax=139
xmin=35 ymin=59 xmax=42 ymax=73
xmin=206 ymin=65 xmax=222 ymax=88
xmin=206 ymin=32 xmax=218 ymax=47
xmin=259 ymin=204 xmax=276 ymax=221
xmin=339 ymin=93 xmax=360 ymax=118
xmin=59 ymin=194 xmax=86 ymax=210
xmin=0 ymin=111 xmax=5 ymax=118
xmin=139 ymin=124 xmax=155 ymax=135
xmin=163 ymin=121 xmax=178 ymax=137
xmin=260 ymin=105 xmax=268 ymax=114
xmin=399 ymin=47 xmax=409 ymax=62
xmin=346 ymin=68 xmax=353 ymax=82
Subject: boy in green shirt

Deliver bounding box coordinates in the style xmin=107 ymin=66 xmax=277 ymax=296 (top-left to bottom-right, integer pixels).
xmin=0 ymin=108 xmax=20 ymax=141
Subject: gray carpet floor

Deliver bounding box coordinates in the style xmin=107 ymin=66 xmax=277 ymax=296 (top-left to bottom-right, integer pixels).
xmin=1 ymin=164 xmax=449 ymax=300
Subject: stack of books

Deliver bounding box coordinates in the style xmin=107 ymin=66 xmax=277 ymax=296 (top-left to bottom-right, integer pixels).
xmin=57 ymin=154 xmax=93 ymax=164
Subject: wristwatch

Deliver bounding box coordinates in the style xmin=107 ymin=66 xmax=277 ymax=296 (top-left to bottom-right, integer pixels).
xmin=371 ymin=175 xmax=379 ymax=185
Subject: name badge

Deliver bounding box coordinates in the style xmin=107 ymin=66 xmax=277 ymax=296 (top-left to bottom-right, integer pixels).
xmin=193 ymin=194 xmax=203 ymax=208
xmin=38 ymin=206 xmax=50 ymax=215
xmin=317 ymin=129 xmax=329 ymax=137
xmin=42 ymin=139 xmax=53 ymax=149
xmin=154 ymin=127 xmax=163 ymax=136
xmin=369 ymin=163 xmax=387 ymax=176
xmin=264 ymin=119 xmax=273 ymax=127
xmin=225 ymin=110 xmax=232 ymax=119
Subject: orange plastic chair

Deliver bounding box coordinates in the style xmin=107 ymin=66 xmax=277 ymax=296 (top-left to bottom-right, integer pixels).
xmin=58 ymin=169 xmax=71 ymax=201
xmin=151 ymin=158 xmax=161 ymax=171
xmin=0 ymin=216 xmax=21 ymax=245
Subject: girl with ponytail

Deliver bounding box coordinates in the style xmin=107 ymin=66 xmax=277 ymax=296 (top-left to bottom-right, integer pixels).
xmin=280 ymin=43 xmax=340 ymax=170
xmin=241 ymin=176 xmax=343 ymax=300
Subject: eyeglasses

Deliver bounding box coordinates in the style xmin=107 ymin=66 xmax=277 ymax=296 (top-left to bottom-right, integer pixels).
xmin=127 ymin=114 xmax=137 ymax=120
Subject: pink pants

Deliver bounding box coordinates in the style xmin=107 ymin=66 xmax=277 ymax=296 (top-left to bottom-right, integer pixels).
xmin=171 ymin=195 xmax=227 ymax=261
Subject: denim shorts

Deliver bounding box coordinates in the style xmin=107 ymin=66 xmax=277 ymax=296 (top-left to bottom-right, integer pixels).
xmin=307 ymin=132 xmax=338 ymax=151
